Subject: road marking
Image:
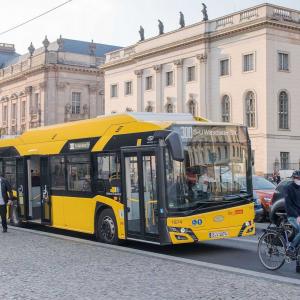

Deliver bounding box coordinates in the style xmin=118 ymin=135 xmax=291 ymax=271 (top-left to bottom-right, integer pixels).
xmin=8 ymin=225 xmax=300 ymax=286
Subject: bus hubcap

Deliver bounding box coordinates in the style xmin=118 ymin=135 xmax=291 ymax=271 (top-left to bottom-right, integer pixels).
xmin=101 ymin=216 xmax=115 ymax=241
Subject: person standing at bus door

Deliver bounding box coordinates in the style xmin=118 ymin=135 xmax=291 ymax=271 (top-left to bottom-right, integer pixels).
xmin=0 ymin=175 xmax=13 ymax=233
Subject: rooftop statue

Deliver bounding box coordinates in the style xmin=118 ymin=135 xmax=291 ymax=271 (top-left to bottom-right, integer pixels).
xmin=202 ymin=3 xmax=208 ymax=21
xmin=179 ymin=11 xmax=185 ymax=28
xmin=158 ymin=19 xmax=164 ymax=35
xmin=139 ymin=26 xmax=145 ymax=41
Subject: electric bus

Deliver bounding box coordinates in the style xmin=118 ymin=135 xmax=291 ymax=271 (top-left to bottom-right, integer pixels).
xmin=0 ymin=113 xmax=255 ymax=245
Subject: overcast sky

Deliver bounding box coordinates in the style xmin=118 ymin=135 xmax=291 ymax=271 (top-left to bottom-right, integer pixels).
xmin=1 ymin=0 xmax=300 ymax=53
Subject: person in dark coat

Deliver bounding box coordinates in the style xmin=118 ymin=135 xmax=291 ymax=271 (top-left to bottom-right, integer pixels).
xmin=0 ymin=175 xmax=13 ymax=233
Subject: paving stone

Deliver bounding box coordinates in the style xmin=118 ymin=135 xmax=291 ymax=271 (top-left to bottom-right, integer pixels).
xmin=0 ymin=229 xmax=299 ymax=299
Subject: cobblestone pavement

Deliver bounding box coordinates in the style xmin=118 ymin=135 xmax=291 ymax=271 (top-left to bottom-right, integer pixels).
xmin=0 ymin=228 xmax=300 ymax=300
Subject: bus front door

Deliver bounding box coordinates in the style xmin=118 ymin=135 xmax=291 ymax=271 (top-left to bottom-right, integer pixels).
xmin=122 ymin=148 xmax=160 ymax=243
xmin=40 ymin=157 xmax=51 ymax=224
xmin=16 ymin=158 xmax=28 ymax=220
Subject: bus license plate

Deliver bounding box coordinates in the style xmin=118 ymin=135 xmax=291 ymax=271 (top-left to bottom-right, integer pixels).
xmin=209 ymin=231 xmax=228 ymax=238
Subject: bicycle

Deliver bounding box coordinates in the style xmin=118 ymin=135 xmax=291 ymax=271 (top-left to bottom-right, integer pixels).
xmin=258 ymin=213 xmax=300 ymax=270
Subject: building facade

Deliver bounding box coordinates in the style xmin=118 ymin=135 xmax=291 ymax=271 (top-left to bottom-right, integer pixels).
xmin=0 ymin=37 xmax=120 ymax=135
xmin=102 ymin=3 xmax=300 ymax=175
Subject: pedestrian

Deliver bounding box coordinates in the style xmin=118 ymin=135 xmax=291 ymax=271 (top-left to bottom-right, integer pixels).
xmin=0 ymin=175 xmax=13 ymax=233
xmin=284 ymin=170 xmax=300 ymax=272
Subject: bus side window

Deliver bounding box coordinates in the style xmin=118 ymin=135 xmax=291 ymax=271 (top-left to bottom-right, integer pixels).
xmin=66 ymin=154 xmax=91 ymax=192
xmin=50 ymin=156 xmax=66 ymax=191
xmin=95 ymin=154 xmax=121 ymax=197
xmin=3 ymin=159 xmax=16 ymax=190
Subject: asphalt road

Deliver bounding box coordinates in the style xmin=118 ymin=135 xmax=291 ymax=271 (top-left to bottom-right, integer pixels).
xmin=22 ymin=222 xmax=300 ymax=280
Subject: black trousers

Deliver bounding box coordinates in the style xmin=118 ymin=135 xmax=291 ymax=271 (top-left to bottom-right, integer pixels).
xmin=0 ymin=205 xmax=7 ymax=230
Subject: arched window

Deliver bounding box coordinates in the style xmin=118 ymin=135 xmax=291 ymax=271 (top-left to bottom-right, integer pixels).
xmin=278 ymin=91 xmax=289 ymax=129
xmin=245 ymin=91 xmax=256 ymax=128
xmin=188 ymin=100 xmax=196 ymax=116
xmin=221 ymin=95 xmax=230 ymax=122
xmin=233 ymin=146 xmax=235 ymax=157
xmin=166 ymin=103 xmax=173 ymax=113
xmin=218 ymin=147 xmax=221 ymax=160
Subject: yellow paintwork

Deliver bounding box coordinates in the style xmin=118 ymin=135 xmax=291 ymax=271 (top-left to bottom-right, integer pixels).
xmin=0 ymin=113 xmax=254 ymax=245
xmin=51 ymin=194 xmax=125 ymax=238
xmin=167 ymin=203 xmax=255 ymax=244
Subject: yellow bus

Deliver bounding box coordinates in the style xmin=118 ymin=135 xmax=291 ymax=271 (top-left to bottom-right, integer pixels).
xmin=0 ymin=113 xmax=255 ymax=245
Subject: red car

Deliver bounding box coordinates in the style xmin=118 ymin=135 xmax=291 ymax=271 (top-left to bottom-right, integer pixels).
xmin=252 ymin=176 xmax=276 ymax=221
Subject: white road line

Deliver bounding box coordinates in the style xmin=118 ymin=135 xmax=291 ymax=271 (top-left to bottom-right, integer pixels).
xmin=8 ymin=226 xmax=300 ymax=286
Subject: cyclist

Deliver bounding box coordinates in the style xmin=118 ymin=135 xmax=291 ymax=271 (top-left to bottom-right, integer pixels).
xmin=284 ymin=170 xmax=300 ymax=272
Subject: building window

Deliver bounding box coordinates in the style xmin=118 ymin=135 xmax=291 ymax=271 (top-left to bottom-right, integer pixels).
xmin=188 ymin=100 xmax=196 ymax=116
xmin=72 ymin=92 xmax=81 ymax=114
xmin=21 ymin=101 xmax=26 ymax=120
xmin=243 ymin=53 xmax=254 ymax=72
xmin=34 ymin=93 xmax=39 ymax=110
xmin=280 ymin=152 xmax=289 ymax=170
xmin=12 ymin=103 xmax=17 ymax=120
xmin=111 ymin=84 xmax=118 ymax=98
xmin=166 ymin=71 xmax=174 ymax=86
xmin=278 ymin=52 xmax=289 ymax=71
xmin=187 ymin=66 xmax=195 ymax=82
xmin=278 ymin=91 xmax=289 ymax=129
xmin=245 ymin=91 xmax=256 ymax=128
xmin=3 ymin=105 xmax=7 ymax=123
xmin=125 ymin=81 xmax=132 ymax=95
xmin=220 ymin=59 xmax=229 ymax=76
xmin=221 ymin=95 xmax=230 ymax=122
xmin=166 ymin=103 xmax=173 ymax=113
xmin=145 ymin=76 xmax=153 ymax=90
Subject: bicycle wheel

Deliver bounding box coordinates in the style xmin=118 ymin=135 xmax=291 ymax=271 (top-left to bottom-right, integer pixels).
xmin=258 ymin=231 xmax=286 ymax=270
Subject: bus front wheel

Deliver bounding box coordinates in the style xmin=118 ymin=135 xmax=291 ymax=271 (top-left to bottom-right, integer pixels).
xmin=96 ymin=209 xmax=119 ymax=245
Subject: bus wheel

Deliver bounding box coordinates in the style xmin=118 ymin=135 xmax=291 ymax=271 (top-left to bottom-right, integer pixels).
xmin=97 ymin=209 xmax=119 ymax=245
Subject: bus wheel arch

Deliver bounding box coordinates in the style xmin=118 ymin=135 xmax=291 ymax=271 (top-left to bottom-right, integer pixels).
xmin=95 ymin=204 xmax=119 ymax=244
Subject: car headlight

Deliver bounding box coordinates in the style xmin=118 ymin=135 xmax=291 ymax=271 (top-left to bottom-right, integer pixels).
xmin=264 ymin=197 xmax=271 ymax=203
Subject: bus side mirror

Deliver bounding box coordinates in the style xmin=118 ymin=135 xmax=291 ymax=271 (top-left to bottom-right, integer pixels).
xmin=165 ymin=132 xmax=184 ymax=162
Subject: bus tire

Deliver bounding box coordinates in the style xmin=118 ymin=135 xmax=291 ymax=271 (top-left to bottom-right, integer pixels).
xmin=96 ymin=209 xmax=119 ymax=245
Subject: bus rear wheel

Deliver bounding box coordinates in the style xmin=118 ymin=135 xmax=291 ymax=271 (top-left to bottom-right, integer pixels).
xmin=97 ymin=209 xmax=119 ymax=245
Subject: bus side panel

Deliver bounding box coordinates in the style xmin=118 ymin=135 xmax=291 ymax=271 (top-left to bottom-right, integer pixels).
xmin=51 ymin=195 xmax=125 ymax=239
xmin=51 ymin=196 xmax=66 ymax=228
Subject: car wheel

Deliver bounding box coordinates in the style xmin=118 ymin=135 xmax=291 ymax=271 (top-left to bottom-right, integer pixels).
xmin=96 ymin=209 xmax=119 ymax=245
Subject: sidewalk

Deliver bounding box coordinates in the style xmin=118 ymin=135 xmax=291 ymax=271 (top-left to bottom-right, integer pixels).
xmin=0 ymin=227 xmax=299 ymax=300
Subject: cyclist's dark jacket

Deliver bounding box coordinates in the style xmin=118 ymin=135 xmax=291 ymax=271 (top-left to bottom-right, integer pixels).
xmin=284 ymin=182 xmax=300 ymax=218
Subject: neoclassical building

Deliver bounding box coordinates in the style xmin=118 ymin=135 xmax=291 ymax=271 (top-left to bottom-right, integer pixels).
xmin=102 ymin=3 xmax=300 ymax=176
xmin=0 ymin=36 xmax=120 ymax=135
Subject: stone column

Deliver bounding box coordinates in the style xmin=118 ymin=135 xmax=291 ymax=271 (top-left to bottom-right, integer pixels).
xmin=39 ymin=82 xmax=47 ymax=127
xmin=56 ymin=82 xmax=66 ymax=123
xmin=25 ymin=86 xmax=32 ymax=130
xmin=173 ymin=59 xmax=184 ymax=113
xmin=197 ymin=53 xmax=208 ymax=118
xmin=88 ymin=84 xmax=98 ymax=118
xmin=153 ymin=64 xmax=162 ymax=112
xmin=134 ymin=70 xmax=143 ymax=111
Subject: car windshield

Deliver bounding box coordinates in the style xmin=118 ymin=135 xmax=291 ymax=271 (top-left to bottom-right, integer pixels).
xmin=252 ymin=176 xmax=275 ymax=190
xmin=165 ymin=125 xmax=251 ymax=212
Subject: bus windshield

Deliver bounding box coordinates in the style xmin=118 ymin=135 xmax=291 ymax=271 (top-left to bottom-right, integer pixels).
xmin=165 ymin=124 xmax=251 ymax=212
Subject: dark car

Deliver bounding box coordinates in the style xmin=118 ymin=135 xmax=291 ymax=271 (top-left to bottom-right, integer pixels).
xmin=269 ymin=178 xmax=292 ymax=223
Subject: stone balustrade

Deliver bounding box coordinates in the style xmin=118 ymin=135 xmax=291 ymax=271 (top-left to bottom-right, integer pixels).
xmin=104 ymin=4 xmax=300 ymax=65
